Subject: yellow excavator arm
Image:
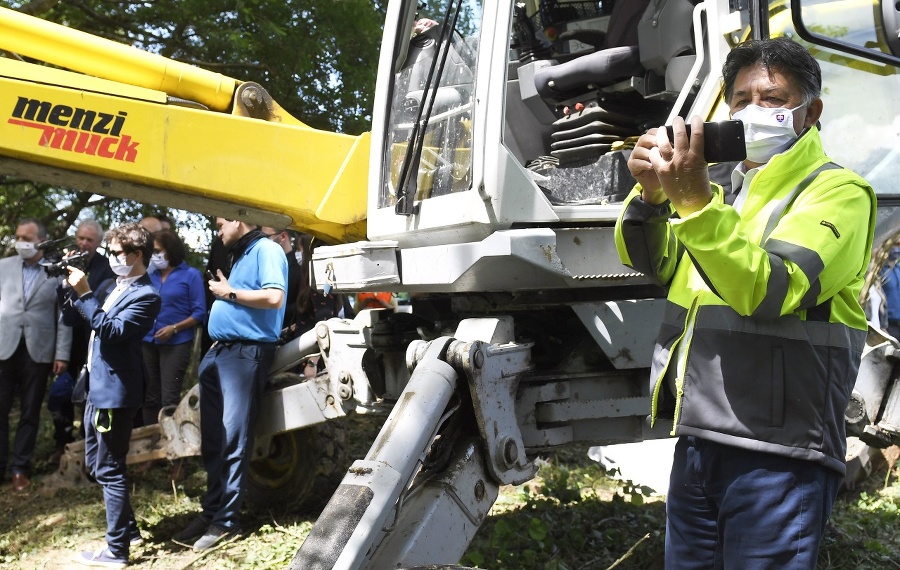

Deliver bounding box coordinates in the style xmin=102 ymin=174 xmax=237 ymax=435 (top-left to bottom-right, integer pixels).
xmin=0 ymin=6 xmax=368 ymax=243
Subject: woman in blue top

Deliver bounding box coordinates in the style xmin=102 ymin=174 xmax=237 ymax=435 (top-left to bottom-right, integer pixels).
xmin=141 ymin=230 xmax=206 ymax=425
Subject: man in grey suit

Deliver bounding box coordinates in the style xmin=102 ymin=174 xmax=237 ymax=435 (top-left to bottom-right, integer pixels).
xmin=0 ymin=218 xmax=72 ymax=491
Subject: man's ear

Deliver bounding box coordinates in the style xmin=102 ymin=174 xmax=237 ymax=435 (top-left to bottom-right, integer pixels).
xmin=803 ymin=97 xmax=823 ymax=129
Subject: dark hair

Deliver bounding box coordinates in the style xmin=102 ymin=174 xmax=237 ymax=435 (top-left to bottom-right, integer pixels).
xmin=106 ymin=223 xmax=153 ymax=262
xmin=295 ymin=233 xmax=315 ymax=318
xmin=722 ymin=37 xmax=821 ymax=105
xmin=154 ymin=229 xmax=186 ymax=267
xmin=17 ymin=217 xmax=48 ymax=240
xmin=283 ymin=229 xmax=296 ymax=250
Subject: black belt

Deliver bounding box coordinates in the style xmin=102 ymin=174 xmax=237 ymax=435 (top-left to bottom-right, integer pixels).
xmin=212 ymin=339 xmax=276 ymax=348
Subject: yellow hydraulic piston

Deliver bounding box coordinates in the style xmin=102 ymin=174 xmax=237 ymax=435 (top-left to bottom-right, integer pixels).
xmin=0 ymin=6 xmax=236 ymax=112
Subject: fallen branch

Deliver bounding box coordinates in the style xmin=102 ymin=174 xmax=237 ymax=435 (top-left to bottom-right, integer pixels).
xmin=604 ymin=532 xmax=650 ymax=570
xmin=273 ymin=520 xmax=307 ymax=540
xmin=178 ymin=534 xmax=240 ymax=569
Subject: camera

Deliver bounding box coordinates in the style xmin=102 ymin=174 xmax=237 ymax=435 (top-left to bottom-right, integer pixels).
xmin=665 ymin=119 xmax=746 ymax=163
xmin=37 ymin=237 xmax=89 ymax=278
xmin=41 ymin=251 xmax=89 ymax=278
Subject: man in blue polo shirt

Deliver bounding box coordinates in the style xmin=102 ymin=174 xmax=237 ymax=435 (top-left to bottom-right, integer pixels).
xmin=172 ymin=217 xmax=287 ymax=551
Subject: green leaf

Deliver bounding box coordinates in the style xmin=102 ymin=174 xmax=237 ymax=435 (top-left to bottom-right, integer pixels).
xmin=528 ymin=517 xmax=549 ymax=541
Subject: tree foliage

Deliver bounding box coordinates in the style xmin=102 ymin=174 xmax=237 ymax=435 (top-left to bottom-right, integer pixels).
xmin=0 ymin=177 xmax=195 ymax=255
xmin=6 ymin=0 xmax=387 ymax=134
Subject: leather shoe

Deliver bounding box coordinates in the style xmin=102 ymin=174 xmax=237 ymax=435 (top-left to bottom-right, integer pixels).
xmin=12 ymin=472 xmax=30 ymax=492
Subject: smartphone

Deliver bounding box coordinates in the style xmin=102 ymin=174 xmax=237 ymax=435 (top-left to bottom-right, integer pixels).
xmin=666 ymin=119 xmax=746 ymax=163
xmin=205 ymin=269 xmax=219 ymax=281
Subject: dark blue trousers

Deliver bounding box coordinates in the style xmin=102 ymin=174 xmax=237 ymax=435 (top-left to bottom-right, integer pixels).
xmin=198 ymin=341 xmax=275 ymax=529
xmin=0 ymin=338 xmax=52 ymax=476
xmin=665 ymin=436 xmax=841 ymax=569
xmin=84 ymin=398 xmax=139 ymax=560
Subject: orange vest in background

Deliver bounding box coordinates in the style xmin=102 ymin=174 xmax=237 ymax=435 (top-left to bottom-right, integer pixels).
xmin=356 ymin=292 xmax=393 ymax=310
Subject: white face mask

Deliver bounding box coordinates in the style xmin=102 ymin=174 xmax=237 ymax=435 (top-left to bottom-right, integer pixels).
xmin=732 ymin=103 xmax=805 ymax=164
xmin=14 ymin=240 xmax=38 ymax=260
xmin=109 ymin=252 xmax=135 ymax=276
xmin=149 ymin=252 xmax=169 ymax=272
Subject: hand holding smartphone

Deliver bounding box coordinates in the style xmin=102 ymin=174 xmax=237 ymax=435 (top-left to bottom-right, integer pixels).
xmin=665 ymin=119 xmax=746 ymax=163
xmin=206 ymin=270 xmax=219 ymax=281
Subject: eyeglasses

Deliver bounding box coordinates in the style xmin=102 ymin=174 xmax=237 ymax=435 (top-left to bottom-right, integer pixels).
xmin=108 ymin=249 xmax=128 ymax=258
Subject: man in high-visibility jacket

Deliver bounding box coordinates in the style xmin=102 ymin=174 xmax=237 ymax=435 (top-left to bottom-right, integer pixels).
xmin=615 ymin=37 xmax=875 ymax=568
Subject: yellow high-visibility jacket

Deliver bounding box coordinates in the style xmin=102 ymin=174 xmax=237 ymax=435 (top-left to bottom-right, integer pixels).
xmin=615 ymin=127 xmax=876 ymax=474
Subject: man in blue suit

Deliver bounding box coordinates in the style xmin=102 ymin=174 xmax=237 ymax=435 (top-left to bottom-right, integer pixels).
xmin=60 ymin=223 xmax=160 ymax=568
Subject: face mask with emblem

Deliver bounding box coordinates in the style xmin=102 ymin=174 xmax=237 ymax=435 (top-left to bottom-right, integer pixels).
xmin=731 ymin=103 xmax=805 ymax=164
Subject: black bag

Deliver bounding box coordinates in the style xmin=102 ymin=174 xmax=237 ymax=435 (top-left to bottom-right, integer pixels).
xmin=71 ymin=365 xmax=88 ymax=405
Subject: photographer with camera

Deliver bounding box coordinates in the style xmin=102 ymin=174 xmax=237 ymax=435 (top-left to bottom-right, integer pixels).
xmin=47 ymin=220 xmax=116 ymax=463
xmin=0 ymin=218 xmax=72 ymax=492
xmin=615 ymin=38 xmax=876 ymax=567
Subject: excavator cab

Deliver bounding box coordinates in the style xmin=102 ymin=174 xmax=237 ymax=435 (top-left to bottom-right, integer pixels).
xmin=366 ymin=0 xmax=715 ymax=251
xmin=358 ymin=0 xmax=723 ymax=299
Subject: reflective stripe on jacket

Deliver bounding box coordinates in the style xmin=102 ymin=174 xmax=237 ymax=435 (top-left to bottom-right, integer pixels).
xmin=614 ymin=127 xmax=876 ymax=474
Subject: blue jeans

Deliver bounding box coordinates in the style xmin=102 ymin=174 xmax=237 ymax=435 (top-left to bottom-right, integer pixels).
xmin=84 ymin=398 xmax=139 ymax=559
xmin=665 ymin=436 xmax=841 ymax=569
xmin=198 ymin=341 xmax=275 ymax=529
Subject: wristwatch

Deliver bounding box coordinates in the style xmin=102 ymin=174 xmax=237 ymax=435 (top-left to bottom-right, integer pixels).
xmin=228 ymin=291 xmax=237 ymax=301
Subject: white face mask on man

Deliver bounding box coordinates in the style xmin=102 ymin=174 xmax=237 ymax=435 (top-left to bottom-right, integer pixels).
xmin=14 ymin=241 xmax=38 ymax=260
xmin=731 ymin=103 xmax=805 ymax=164
xmin=109 ymin=252 xmax=135 ymax=276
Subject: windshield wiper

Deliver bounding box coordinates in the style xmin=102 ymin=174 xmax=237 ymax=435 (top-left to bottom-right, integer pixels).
xmin=395 ymin=0 xmax=464 ymax=216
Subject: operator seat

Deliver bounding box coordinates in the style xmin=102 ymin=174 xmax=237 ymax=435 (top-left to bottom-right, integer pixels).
xmin=529 ymin=0 xmax=701 ymax=164
xmin=532 ymin=0 xmax=652 ymax=101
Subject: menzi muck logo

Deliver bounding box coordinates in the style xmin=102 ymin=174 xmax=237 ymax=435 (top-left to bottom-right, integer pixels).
xmin=7 ymin=96 xmax=139 ymax=162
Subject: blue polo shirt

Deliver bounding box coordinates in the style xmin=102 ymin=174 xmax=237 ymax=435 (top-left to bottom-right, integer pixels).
xmin=143 ymin=261 xmax=207 ymax=345
xmin=208 ymin=237 xmax=287 ymax=342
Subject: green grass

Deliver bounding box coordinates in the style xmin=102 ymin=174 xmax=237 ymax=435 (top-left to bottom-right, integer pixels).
xmin=2 ymin=411 xmax=898 ymax=569
xmin=463 ymin=456 xmax=667 ymax=570
xmin=464 ymin=446 xmax=900 ymax=570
